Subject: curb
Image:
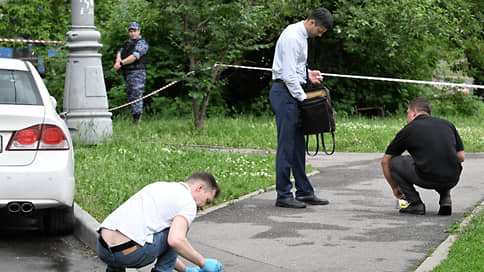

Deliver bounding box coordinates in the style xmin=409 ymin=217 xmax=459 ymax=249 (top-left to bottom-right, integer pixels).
xmin=73 ymin=202 xmax=100 ymax=251
xmin=414 ymin=201 xmax=484 ymax=272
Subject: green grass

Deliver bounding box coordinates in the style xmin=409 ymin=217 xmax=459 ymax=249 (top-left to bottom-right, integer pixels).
xmin=334 ymin=114 xmax=484 ymax=153
xmin=430 ymin=206 xmax=484 ymax=272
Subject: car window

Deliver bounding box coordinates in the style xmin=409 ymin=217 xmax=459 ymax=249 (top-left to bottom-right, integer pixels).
xmin=0 ymin=70 xmax=43 ymax=105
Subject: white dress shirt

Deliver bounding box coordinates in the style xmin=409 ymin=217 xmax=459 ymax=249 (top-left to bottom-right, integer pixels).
xmin=272 ymin=21 xmax=308 ymax=102
xmin=100 ymin=182 xmax=196 ymax=246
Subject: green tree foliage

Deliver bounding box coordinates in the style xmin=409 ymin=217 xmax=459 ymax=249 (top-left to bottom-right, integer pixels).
xmin=235 ymin=0 xmax=483 ymax=115
xmin=1 ymin=0 xmax=481 ymax=120
xmin=99 ymin=0 xmax=273 ymax=128
xmin=0 ymin=0 xmax=70 ymax=41
xmin=457 ymin=0 xmax=484 ymax=97
xmin=311 ymin=0 xmax=466 ymax=113
xmin=0 ymin=0 xmax=70 ymax=106
xmin=155 ymin=0 xmax=272 ymax=128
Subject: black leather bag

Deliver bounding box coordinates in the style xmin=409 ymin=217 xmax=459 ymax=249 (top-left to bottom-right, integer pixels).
xmin=299 ymin=84 xmax=335 ymax=155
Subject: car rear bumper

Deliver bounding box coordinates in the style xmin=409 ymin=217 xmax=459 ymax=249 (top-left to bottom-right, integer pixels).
xmin=0 ymin=152 xmax=75 ymax=209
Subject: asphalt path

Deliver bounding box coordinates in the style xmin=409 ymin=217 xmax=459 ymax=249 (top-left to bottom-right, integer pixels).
xmin=183 ymin=152 xmax=484 ymax=272
xmin=0 ymin=210 xmax=104 ymax=272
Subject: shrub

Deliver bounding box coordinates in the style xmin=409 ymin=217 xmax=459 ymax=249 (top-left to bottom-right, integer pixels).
xmin=429 ymin=88 xmax=483 ymax=116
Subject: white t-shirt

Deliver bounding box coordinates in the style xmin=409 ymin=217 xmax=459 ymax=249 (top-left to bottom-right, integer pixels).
xmin=100 ymin=182 xmax=196 ymax=245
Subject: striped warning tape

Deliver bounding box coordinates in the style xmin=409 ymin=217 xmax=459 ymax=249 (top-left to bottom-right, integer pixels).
xmin=108 ymin=67 xmax=212 ymax=111
xmin=108 ymin=80 xmax=179 ymax=112
xmin=0 ymin=38 xmax=63 ymax=44
xmin=108 ymin=63 xmax=484 ymax=112
xmin=213 ymin=63 xmax=484 ymax=90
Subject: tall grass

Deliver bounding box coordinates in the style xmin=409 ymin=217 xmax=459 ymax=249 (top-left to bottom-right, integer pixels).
xmin=74 ymin=113 xmax=483 ymax=221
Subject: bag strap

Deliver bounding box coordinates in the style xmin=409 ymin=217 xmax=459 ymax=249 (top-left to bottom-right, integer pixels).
xmin=321 ymin=132 xmax=335 ymax=155
xmin=305 ymin=134 xmax=319 ymax=156
xmin=305 ymin=132 xmax=335 ymax=156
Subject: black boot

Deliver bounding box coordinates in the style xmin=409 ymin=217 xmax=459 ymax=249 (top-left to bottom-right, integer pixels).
xmin=438 ymin=190 xmax=452 ymax=216
xmin=132 ymin=113 xmax=142 ymax=124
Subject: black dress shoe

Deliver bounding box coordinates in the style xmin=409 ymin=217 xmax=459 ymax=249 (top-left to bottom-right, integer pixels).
xmin=295 ymin=195 xmax=329 ymax=205
xmin=438 ymin=190 xmax=452 ymax=216
xmin=399 ymin=201 xmax=426 ymax=215
xmin=275 ymin=197 xmax=306 ymax=208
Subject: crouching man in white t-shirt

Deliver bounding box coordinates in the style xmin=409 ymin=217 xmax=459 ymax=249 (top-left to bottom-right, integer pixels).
xmin=97 ymin=172 xmax=222 ymax=272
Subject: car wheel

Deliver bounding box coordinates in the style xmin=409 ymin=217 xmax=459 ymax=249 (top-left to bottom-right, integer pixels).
xmin=44 ymin=204 xmax=74 ymax=235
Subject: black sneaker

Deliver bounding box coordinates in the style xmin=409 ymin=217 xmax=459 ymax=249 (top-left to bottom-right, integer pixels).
xmin=399 ymin=201 xmax=426 ymax=215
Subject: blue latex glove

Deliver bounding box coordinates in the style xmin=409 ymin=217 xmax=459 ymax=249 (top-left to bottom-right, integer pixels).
xmin=185 ymin=267 xmax=201 ymax=272
xmin=201 ymin=258 xmax=222 ymax=272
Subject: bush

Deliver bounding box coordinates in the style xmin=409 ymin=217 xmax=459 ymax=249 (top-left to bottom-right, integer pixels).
xmin=429 ymin=88 xmax=483 ymax=116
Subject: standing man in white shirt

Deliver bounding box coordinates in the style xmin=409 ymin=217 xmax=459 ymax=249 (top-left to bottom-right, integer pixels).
xmin=270 ymin=8 xmax=333 ymax=208
xmin=97 ymin=172 xmax=222 ymax=272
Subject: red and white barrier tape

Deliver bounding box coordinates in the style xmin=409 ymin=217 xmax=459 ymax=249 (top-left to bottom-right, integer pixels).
xmin=2 ymin=37 xmax=482 ymax=89
xmin=108 ymin=66 xmax=215 ymax=111
xmin=108 ymin=80 xmax=179 ymax=112
xmin=108 ymin=62 xmax=484 ymax=112
xmin=0 ymin=38 xmax=63 ymax=44
xmin=213 ymin=63 xmax=484 ymax=90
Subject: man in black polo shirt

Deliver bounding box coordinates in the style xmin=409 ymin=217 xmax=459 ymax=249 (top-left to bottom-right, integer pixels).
xmin=381 ymin=97 xmax=465 ymax=215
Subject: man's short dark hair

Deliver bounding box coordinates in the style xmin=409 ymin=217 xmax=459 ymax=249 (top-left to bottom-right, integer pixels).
xmin=308 ymin=7 xmax=333 ymax=29
xmin=409 ymin=97 xmax=432 ymax=115
xmin=186 ymin=172 xmax=221 ymax=198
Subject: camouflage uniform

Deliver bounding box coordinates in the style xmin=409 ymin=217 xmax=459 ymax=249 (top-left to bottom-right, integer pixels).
xmin=119 ymin=27 xmax=149 ymax=121
xmin=124 ymin=67 xmax=146 ymax=118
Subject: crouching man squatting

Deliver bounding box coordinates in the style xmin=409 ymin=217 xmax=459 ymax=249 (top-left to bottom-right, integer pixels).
xmin=97 ymin=172 xmax=222 ymax=272
xmin=381 ymin=97 xmax=465 ymax=215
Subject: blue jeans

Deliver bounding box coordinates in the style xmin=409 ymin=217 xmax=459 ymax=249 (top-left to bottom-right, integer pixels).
xmin=270 ymin=82 xmax=314 ymax=198
xmin=97 ymin=228 xmax=177 ymax=272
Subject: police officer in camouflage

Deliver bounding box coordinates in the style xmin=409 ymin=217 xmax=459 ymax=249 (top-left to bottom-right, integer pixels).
xmin=114 ymin=22 xmax=149 ymax=124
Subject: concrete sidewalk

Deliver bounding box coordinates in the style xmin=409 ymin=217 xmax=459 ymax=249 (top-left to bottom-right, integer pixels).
xmin=75 ymin=152 xmax=484 ymax=272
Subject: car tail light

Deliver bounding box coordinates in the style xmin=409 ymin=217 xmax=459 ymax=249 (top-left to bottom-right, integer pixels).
xmin=6 ymin=124 xmax=69 ymax=151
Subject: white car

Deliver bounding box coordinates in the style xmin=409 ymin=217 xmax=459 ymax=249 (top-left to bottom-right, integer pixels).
xmin=0 ymin=58 xmax=75 ymax=235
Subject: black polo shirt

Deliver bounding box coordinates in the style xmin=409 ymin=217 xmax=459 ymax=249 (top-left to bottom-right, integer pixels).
xmin=385 ymin=114 xmax=464 ymax=182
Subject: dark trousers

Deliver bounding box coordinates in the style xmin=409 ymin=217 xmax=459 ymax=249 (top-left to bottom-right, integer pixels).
xmin=270 ymin=82 xmax=314 ymax=199
xmin=389 ymin=155 xmax=458 ymax=203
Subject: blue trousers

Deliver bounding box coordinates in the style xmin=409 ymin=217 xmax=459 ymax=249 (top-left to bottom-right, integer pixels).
xmin=270 ymin=82 xmax=314 ymax=199
xmin=97 ymin=228 xmax=177 ymax=272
